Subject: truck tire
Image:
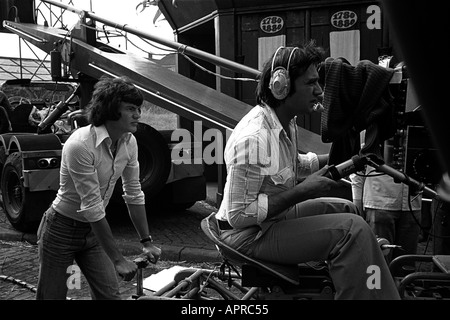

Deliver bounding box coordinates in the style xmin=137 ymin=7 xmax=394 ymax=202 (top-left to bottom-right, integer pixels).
xmin=0 ymin=145 xmax=6 ymax=174
xmin=112 ymin=123 xmax=171 ymax=203
xmin=1 ymin=152 xmax=55 ymax=232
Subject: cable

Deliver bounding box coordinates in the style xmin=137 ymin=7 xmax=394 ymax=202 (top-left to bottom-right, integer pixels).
xmin=89 ymin=23 xmax=176 ymax=56
xmin=85 ymin=22 xmax=258 ymax=83
xmin=110 ymin=28 xmax=257 ymax=83
xmin=0 ymin=274 xmax=37 ymax=293
xmin=179 ymin=52 xmax=258 ymax=83
xmin=0 ymin=274 xmax=76 ymax=300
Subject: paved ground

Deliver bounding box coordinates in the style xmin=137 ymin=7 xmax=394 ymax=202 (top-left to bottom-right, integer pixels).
xmin=0 ymin=239 xmax=219 ymax=300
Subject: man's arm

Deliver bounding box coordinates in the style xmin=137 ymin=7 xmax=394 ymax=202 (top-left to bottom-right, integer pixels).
xmin=127 ymin=203 xmax=161 ymax=263
xmin=225 ymin=162 xmax=340 ymax=226
xmin=89 ymin=217 xmax=137 ymax=281
xmin=267 ymin=165 xmax=339 ymax=218
xmin=121 ymin=136 xmax=162 ymax=263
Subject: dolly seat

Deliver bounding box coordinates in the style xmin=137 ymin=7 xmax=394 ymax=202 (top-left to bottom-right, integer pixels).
xmin=201 ymin=212 xmax=331 ymax=287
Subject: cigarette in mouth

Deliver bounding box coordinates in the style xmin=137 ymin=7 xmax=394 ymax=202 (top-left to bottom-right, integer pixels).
xmin=313 ymin=102 xmax=324 ymax=112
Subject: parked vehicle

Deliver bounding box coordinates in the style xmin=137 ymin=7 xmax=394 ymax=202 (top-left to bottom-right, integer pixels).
xmin=0 ymin=79 xmax=205 ymax=232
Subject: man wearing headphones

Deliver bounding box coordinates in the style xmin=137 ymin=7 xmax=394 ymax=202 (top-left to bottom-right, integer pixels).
xmin=214 ymin=40 xmax=400 ymax=299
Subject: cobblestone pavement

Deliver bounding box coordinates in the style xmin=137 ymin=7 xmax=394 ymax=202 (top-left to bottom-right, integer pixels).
xmin=0 ymin=197 xmax=224 ymax=300
xmin=0 ymin=199 xmax=221 ymax=261
xmin=0 ymin=240 xmax=218 ymax=300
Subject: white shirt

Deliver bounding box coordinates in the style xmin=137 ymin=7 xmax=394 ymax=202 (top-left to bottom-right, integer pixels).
xmin=216 ymin=104 xmax=319 ymax=233
xmin=52 ymin=124 xmax=145 ymax=222
xmin=359 ymin=166 xmax=421 ymax=211
xmin=350 ymin=129 xmax=422 ymax=212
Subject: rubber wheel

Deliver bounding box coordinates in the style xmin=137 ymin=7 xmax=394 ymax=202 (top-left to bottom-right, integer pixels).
xmin=0 ymin=145 xmax=6 ymax=174
xmin=1 ymin=152 xmax=56 ymax=232
xmin=111 ymin=123 xmax=171 ymax=204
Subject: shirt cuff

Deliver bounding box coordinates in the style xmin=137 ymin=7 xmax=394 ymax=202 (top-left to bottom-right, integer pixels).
xmin=256 ymin=193 xmax=268 ymax=224
xmin=298 ymin=152 xmax=319 ymax=172
xmin=77 ymin=202 xmax=105 ymax=222
xmin=122 ymin=190 xmax=145 ymax=205
xmin=308 ymin=152 xmax=320 ymax=172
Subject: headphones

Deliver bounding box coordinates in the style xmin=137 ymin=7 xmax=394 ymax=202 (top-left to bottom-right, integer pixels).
xmin=269 ymin=46 xmax=299 ymax=100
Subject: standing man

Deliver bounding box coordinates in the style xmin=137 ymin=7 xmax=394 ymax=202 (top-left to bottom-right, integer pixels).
xmin=36 ymin=76 xmax=161 ymax=300
xmin=215 ymin=41 xmax=400 ymax=299
xmin=351 ymin=130 xmax=422 ymax=273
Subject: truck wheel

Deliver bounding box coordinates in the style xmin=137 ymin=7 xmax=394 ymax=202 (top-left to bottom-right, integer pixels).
xmin=0 ymin=146 xmax=6 ymax=174
xmin=112 ymin=123 xmax=171 ymax=203
xmin=1 ymin=152 xmax=55 ymax=232
xmin=135 ymin=123 xmax=172 ymax=197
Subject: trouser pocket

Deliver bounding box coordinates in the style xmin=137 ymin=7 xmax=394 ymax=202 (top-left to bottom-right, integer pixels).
xmin=37 ymin=206 xmax=57 ymax=261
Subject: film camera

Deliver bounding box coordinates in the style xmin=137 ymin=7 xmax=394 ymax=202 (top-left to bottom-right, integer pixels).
xmin=385 ymin=65 xmax=440 ymax=187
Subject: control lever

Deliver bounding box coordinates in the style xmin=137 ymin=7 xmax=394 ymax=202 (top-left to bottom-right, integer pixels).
xmin=133 ymin=255 xmax=150 ymax=298
xmin=325 ymin=155 xmax=366 ymax=180
xmin=37 ymin=84 xmax=80 ymax=134
xmin=377 ymin=237 xmax=402 ymax=256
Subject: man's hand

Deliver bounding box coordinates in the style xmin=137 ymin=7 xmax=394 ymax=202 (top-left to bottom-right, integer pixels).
xmin=116 ymin=258 xmax=138 ymax=281
xmin=142 ymin=243 xmax=162 ymax=264
xmin=298 ymin=165 xmax=340 ymax=196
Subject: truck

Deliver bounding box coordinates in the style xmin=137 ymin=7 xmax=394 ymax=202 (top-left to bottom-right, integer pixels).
xmin=0 ymin=0 xmax=258 ymax=232
xmin=2 ymin=0 xmax=437 ymax=234
xmin=0 ymin=77 xmax=206 ymax=232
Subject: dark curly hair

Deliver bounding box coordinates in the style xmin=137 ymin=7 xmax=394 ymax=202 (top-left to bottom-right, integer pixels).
xmin=87 ymin=76 xmax=144 ymax=126
xmin=256 ymin=39 xmax=325 ymax=108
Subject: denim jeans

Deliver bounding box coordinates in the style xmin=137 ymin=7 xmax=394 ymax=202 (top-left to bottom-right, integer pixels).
xmin=220 ymin=198 xmax=401 ymax=300
xmin=36 ymin=207 xmax=121 ymax=300
xmin=365 ymin=208 xmax=421 ymax=265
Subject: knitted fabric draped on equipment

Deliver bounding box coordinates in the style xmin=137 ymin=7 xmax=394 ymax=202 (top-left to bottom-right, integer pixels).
xmin=321 ymin=58 xmax=396 ymax=165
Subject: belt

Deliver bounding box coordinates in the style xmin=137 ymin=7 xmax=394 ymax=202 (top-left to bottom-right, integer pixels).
xmin=49 ymin=206 xmax=90 ymax=227
xmin=217 ymin=219 xmax=233 ymax=230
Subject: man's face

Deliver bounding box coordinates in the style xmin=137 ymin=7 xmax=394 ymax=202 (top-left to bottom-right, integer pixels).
xmin=112 ymin=101 xmax=141 ymax=134
xmin=286 ymin=64 xmax=323 ymax=117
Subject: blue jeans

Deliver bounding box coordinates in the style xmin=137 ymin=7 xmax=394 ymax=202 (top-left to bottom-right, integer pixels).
xmin=36 ymin=207 xmax=121 ymax=300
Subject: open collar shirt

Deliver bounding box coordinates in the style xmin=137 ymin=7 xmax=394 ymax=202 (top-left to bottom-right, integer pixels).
xmin=216 ymin=104 xmax=319 ymax=237
xmin=52 ymin=124 xmax=145 ymax=222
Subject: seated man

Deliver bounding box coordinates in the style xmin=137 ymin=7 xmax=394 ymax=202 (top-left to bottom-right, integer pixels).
xmin=215 ymin=41 xmax=400 ymax=300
